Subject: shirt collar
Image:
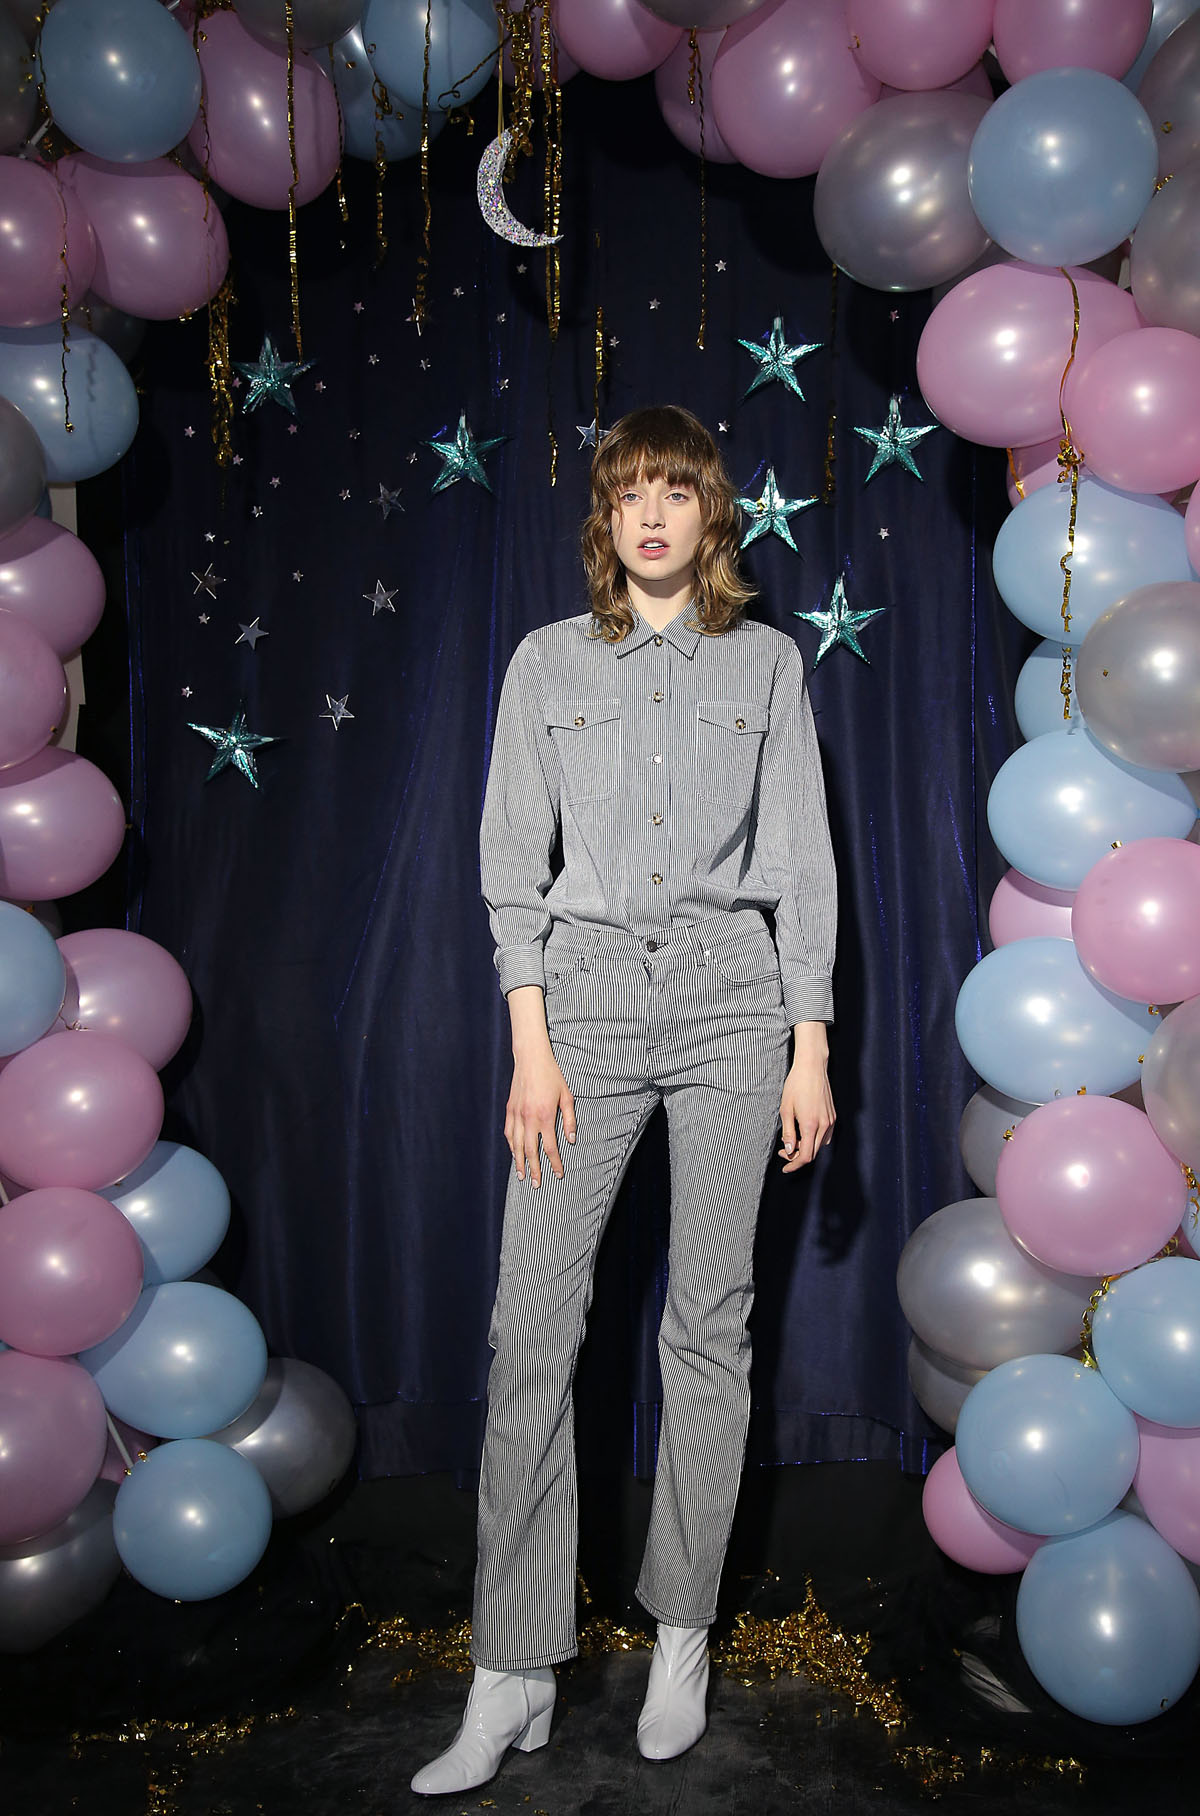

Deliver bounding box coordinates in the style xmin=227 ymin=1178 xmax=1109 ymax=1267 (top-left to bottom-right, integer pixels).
xmin=614 ymin=603 xmax=702 ymax=660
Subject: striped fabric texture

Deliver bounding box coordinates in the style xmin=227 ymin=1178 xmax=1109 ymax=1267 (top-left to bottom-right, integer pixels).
xmin=471 ymin=913 xmax=792 ymax=1671
xmin=480 ymin=605 xmax=837 ymax=1027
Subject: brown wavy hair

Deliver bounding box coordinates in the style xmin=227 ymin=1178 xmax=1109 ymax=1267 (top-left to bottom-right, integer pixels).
xmin=581 ymin=405 xmax=754 ymax=642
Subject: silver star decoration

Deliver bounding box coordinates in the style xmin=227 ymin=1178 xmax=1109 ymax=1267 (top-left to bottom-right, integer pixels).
xmin=198 ymin=612 xmax=210 ymax=625
xmin=233 ymin=334 xmax=314 ymax=415
xmin=649 ymin=298 xmax=660 ymax=310
xmin=738 ymin=316 xmax=823 ymax=402
xmin=855 ymin=394 xmax=938 ymax=483
xmin=363 ymin=579 xmax=398 ymax=616
xmin=293 ymin=570 xmax=303 ymax=581
xmin=452 ymin=286 xmax=464 ymax=297
xmin=236 ymin=618 xmax=268 ymax=649
xmin=181 ymin=686 xmax=192 ymax=698
xmin=715 ymin=259 xmax=727 ymax=272
xmin=794 ymin=575 xmax=886 ymax=666
xmin=878 ymin=526 xmax=890 ymax=540
xmin=183 ymin=425 xmax=194 ymax=438
xmin=321 ymin=693 xmax=355 ymax=729
xmin=577 ymin=418 xmax=604 ymax=449
xmin=269 ymin=476 xmax=281 ymax=488
xmin=375 ymin=483 xmax=404 ymax=520
xmin=426 ymin=411 xmax=506 ymax=493
xmin=188 ymin=705 xmax=278 ymax=787
xmin=192 ymin=563 xmax=224 ymax=598
xmin=718 ymin=421 xmax=729 ymax=434
xmin=251 ymin=505 xmax=263 ymax=518
xmin=738 ymin=468 xmax=818 ymax=553
xmin=204 ymin=530 xmax=215 ymax=543
xmin=353 ymin=301 xmax=364 ymax=314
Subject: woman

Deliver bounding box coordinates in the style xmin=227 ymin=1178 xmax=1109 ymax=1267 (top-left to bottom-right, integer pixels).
xmin=413 ymin=404 xmax=836 ymax=1794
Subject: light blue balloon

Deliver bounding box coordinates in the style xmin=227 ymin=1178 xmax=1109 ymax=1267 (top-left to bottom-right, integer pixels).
xmin=362 ymin=0 xmax=499 ymax=113
xmin=993 ymin=478 xmax=1193 ymax=644
xmin=323 ymin=23 xmax=448 ymax=162
xmin=39 ymin=0 xmax=201 ymax=163
xmin=987 ymin=725 xmax=1196 ymax=890
xmin=955 ymin=936 xmax=1157 ymax=1102
xmin=0 ymin=326 xmax=138 ymax=484
xmin=0 ymin=900 xmax=65 ymax=1058
xmin=957 ymin=1353 xmax=1138 ymax=1535
xmin=113 ymin=1438 xmax=272 ymax=1601
xmin=1014 ymin=640 xmax=1085 ymax=741
xmin=1125 ymin=0 xmax=1200 ymax=91
xmin=968 ymin=68 xmax=1157 ymax=265
xmin=1017 ymin=1511 xmax=1200 ymax=1723
xmin=100 ymin=1141 xmax=231 ymax=1287
xmin=1093 ymin=1258 xmax=1200 ymax=1427
xmin=79 ymin=1282 xmax=267 ymax=1440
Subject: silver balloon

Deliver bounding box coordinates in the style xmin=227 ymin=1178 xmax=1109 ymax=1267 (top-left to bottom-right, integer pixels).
xmin=643 ymin=0 xmax=768 ymax=24
xmin=814 ymin=91 xmax=991 ymax=294
xmin=1142 ymin=995 xmax=1200 ymax=1165
xmin=907 ymin=1336 xmax=987 ymax=1435
xmin=205 ymin=1357 xmax=356 ymax=1517
xmin=0 ymin=395 xmax=44 ymax=538
xmin=1075 ymin=581 xmax=1200 ymax=772
xmin=1131 ymin=160 xmax=1200 ymax=336
xmin=958 ymin=1085 xmax=1035 ymax=1196
xmin=0 ymin=1480 xmax=119 ymax=1653
xmin=897 ymin=1197 xmax=1101 ymax=1370
xmin=1138 ymin=9 xmax=1200 ymax=176
xmin=1125 ymin=0 xmax=1200 ymax=93
xmin=233 ymin=0 xmax=364 ymax=52
xmin=0 ymin=7 xmax=34 ymax=155
xmin=70 ymin=296 xmax=146 ymax=368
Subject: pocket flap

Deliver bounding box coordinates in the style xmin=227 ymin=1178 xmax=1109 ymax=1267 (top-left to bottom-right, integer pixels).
xmin=546 ymin=696 xmax=622 ymax=731
xmin=696 ymin=700 xmax=769 ymax=735
xmin=708 ymin=935 xmax=779 ymax=984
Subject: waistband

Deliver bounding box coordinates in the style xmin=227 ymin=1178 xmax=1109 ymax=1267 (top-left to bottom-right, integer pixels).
xmin=545 ymin=908 xmax=768 ymax=964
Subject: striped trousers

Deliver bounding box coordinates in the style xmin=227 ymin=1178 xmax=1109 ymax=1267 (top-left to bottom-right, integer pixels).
xmin=471 ymin=909 xmax=791 ymax=1671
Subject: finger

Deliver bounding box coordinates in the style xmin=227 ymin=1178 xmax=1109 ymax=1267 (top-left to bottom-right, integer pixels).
xmin=779 ymin=1100 xmax=797 ymax=1158
xmin=528 ymin=1132 xmax=542 ymax=1188
xmin=511 ymin=1114 xmax=526 ymax=1181
xmin=542 ymin=1123 xmax=564 ymax=1180
xmin=562 ymin=1091 xmax=576 ymax=1146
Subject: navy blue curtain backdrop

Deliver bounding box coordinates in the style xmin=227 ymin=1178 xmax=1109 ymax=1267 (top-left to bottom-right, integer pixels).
xmin=108 ymin=71 xmax=1023 ymax=1480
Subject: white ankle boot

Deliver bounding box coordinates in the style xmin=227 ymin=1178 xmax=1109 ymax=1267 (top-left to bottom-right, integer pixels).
xmin=636 ymin=1623 xmax=710 ymax=1760
xmin=410 ymin=1664 xmax=556 ymax=1795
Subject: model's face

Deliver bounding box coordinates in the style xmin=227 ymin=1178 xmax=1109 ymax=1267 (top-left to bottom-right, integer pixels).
xmin=610 ymin=474 xmax=704 ymax=597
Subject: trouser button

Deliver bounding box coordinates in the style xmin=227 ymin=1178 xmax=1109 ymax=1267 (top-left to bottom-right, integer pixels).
xmin=645 ymin=938 xmax=659 ymax=952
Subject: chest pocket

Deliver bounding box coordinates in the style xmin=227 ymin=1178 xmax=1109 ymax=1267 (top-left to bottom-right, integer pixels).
xmin=695 ymin=700 xmax=769 ymax=815
xmin=546 ymin=697 xmax=622 ymax=803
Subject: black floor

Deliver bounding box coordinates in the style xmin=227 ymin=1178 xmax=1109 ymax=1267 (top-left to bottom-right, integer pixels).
xmin=2 ymin=1464 xmax=1194 ymax=1815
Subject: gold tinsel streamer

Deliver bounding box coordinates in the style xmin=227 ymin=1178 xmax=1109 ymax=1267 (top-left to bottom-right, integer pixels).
xmin=686 ymin=29 xmax=707 ymax=351
xmin=1055 ymin=267 xmax=1084 ymax=718
xmin=594 ymin=299 xmax=605 ymax=445
xmin=372 ymin=78 xmax=393 ymax=263
xmin=283 ymin=1 xmax=303 ymax=359
xmin=49 ymin=160 xmax=73 ymax=436
xmin=542 ymin=1 xmax=563 ymax=484
xmin=823 ymin=262 xmax=839 ymax=502
xmin=1005 ymin=446 xmax=1026 ymax=501
xmin=414 ymin=0 xmax=433 ymax=327
xmin=206 ymin=273 xmax=236 ymax=470
xmin=1081 ymin=1234 xmax=1181 ymax=1365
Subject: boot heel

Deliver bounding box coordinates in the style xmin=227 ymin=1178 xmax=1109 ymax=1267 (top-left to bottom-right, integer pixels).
xmin=512 ymin=1705 xmax=554 ymax=1752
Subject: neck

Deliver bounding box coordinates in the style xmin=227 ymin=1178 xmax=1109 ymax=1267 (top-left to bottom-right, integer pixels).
xmin=624 ymin=574 xmax=695 ymax=633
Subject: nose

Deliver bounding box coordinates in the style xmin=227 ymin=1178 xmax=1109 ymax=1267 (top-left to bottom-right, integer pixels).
xmin=641 ymin=498 xmax=665 ymax=528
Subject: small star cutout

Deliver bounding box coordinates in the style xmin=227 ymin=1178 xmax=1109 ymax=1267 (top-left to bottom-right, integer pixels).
xmin=293 ymin=570 xmax=303 ymax=582
xmin=198 ymin=613 xmax=210 ymax=625
xmin=516 ymin=262 xmax=527 ymax=274
xmin=287 ymin=423 xmax=299 ymax=435
xmin=232 ymin=455 xmax=243 ymax=466
xmin=181 ymin=686 xmax=193 ymax=698
xmin=499 ymin=377 xmax=510 ymax=390
xmin=452 ymin=286 xmax=464 ymax=298
xmin=375 ymin=483 xmax=404 ymax=520
xmin=878 ymin=526 xmax=890 ymax=540
xmin=496 ymin=312 xmax=507 ymax=324
xmin=363 ymin=579 xmax=398 ymax=616
xmin=183 ymin=425 xmax=195 ymax=438
xmin=269 ymin=476 xmax=281 ymax=488
xmin=854 ymin=394 xmax=938 ymax=483
xmin=737 ymin=468 xmax=818 ymax=553
xmin=577 ymin=418 xmax=603 ymax=449
xmin=426 ymin=411 xmax=506 ymax=492
xmin=889 ymin=309 xmax=900 ymax=322
xmin=204 ymin=530 xmax=215 ymax=543
xmin=314 ymin=380 xmax=326 ymax=393
xmin=795 ymin=574 xmax=885 ymax=666
xmin=367 ymin=354 xmax=380 ymax=366
xmin=353 ymin=301 xmax=365 ymax=313
xmin=715 ymin=259 xmax=727 ymax=272
xmin=233 ymin=333 xmax=314 ymax=415
xmin=419 ymin=358 xmax=431 ymax=371
xmin=339 ymin=489 xmax=351 ymax=501
xmin=649 ymin=298 xmax=660 ymax=310
xmin=407 ymin=451 xmax=418 ymax=464
xmin=321 ymin=693 xmax=355 ymax=729
xmin=188 ymin=704 xmax=278 ymax=787
xmin=608 ymin=336 xmax=619 ymax=348
xmin=192 ymin=563 xmax=224 ymax=598
xmin=349 ymin=429 xmax=361 ymax=441
xmin=718 ymin=421 xmax=729 ymax=434
xmin=236 ymin=618 xmax=268 ymax=649
xmin=738 ymin=316 xmax=823 ymax=403
xmin=251 ymin=505 xmax=264 ymax=519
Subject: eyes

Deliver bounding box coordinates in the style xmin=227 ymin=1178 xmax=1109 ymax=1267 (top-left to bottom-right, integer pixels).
xmin=618 ymin=489 xmax=692 ymax=505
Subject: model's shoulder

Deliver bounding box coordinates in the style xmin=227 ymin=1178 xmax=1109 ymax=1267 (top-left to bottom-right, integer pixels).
xmin=522 ymin=612 xmax=596 ymax=655
xmin=722 ymin=617 xmax=802 ymax=665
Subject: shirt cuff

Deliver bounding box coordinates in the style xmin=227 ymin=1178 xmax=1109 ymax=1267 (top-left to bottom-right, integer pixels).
xmin=495 ymin=943 xmax=547 ymax=997
xmin=782 ymin=973 xmax=834 ymax=1027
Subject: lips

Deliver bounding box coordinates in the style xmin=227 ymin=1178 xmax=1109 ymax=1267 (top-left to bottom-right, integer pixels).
xmin=638 ymin=540 xmax=668 ymax=554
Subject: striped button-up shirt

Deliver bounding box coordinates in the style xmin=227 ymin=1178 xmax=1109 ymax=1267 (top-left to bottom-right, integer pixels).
xmin=480 ymin=603 xmax=836 ymax=1025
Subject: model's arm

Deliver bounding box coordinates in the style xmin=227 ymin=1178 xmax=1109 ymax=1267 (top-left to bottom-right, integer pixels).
xmin=480 ymin=639 xmax=574 ymax=1188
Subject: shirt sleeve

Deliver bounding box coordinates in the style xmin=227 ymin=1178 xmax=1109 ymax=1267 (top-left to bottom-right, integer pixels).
xmin=479 ymin=636 xmax=560 ymax=997
xmin=756 ymin=641 xmax=837 ymax=1026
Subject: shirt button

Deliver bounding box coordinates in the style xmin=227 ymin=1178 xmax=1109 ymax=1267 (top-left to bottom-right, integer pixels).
xmin=652 ymin=690 xmax=664 ymax=703
xmin=652 ymin=752 xmax=663 ymax=764
xmin=574 ymin=715 xmax=586 ymax=727
xmin=651 ymin=873 xmax=663 ymax=885
xmin=646 ymin=938 xmax=659 ymax=951
xmin=735 ymin=717 xmax=746 ymax=731
xmin=653 ymin=635 xmax=663 ymax=646
xmin=651 ymin=813 xmax=663 ymax=826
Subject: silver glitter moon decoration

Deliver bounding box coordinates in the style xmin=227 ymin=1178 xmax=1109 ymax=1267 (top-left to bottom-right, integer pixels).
xmin=476 ymin=129 xmax=562 ymax=248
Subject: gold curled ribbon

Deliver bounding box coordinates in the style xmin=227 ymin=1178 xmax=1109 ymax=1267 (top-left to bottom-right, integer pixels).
xmin=594 ymin=298 xmax=605 ymax=443
xmin=687 ymin=29 xmax=707 ymax=352
xmin=823 ymin=262 xmax=839 ymax=503
xmin=1005 ymin=446 xmax=1025 ymax=500
xmin=1055 ymin=267 xmax=1084 ymax=716
xmin=284 ymin=0 xmax=302 ymax=359
xmin=414 ymin=0 xmax=433 ymax=327
xmin=542 ymin=0 xmax=563 ymax=484
xmin=206 ymin=273 xmax=235 ymax=470
xmin=372 ymin=76 xmax=392 ymax=263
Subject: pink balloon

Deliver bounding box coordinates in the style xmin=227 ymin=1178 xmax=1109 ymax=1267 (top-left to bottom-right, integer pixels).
xmin=0 ymin=518 xmax=106 ymax=659
xmin=56 ymin=155 xmax=229 ymax=322
xmin=988 ymin=869 xmax=1076 ymax=946
xmin=0 ymin=156 xmax=96 ymax=329
xmin=0 ymin=748 xmax=125 ymax=902
xmin=0 ymin=1185 xmax=143 ymax=1355
xmin=993 ymin=0 xmax=1152 ymax=83
xmin=57 ymin=929 xmax=193 ymax=1072
xmin=98 ymin=1415 xmax=158 ymax=1485
xmin=0 ymin=611 xmax=66 ymax=771
xmin=917 ymin=260 xmax=1141 ymax=448
xmin=1134 ymin=1416 xmax=1200 ymax=1564
xmin=1006 ymin=436 xmax=1067 ymax=507
xmin=1188 ymin=482 xmax=1200 ymax=575
xmin=655 ymin=29 xmax=738 ymax=163
xmin=996 ymin=1094 xmax=1187 ymax=1276
xmin=1066 ymin=327 xmax=1200 ymax=496
xmin=0 ymin=1350 xmax=106 ymax=1544
xmin=0 ymin=1030 xmax=163 ymax=1190
xmin=501 ymin=0 xmax=579 ymax=85
xmin=186 ymin=13 xmax=342 ymax=210
xmin=847 ymin=0 xmax=995 ymax=92
xmin=922 ymin=1447 xmax=1044 ymax=1573
xmin=879 ymin=60 xmax=994 ymax=99
xmin=554 ymin=0 xmax=680 ymax=81
xmin=1072 ymin=837 xmax=1200 ymax=1004
xmin=711 ymin=0 xmax=880 ymax=179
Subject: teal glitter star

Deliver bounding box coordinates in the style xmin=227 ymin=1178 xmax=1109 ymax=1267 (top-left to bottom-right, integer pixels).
xmin=187 ymin=704 xmax=279 ymax=787
xmin=233 ymin=335 xmax=314 ymax=415
xmin=794 ymin=575 xmax=885 ymax=666
xmin=738 ymin=468 xmax=818 ymax=553
xmin=737 ymin=316 xmax=823 ymax=402
xmin=854 ymin=394 xmax=938 ymax=483
xmin=426 ymin=410 xmax=507 ymax=493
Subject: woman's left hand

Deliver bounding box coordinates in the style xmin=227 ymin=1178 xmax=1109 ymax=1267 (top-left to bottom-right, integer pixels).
xmin=778 ymin=1023 xmax=835 ymax=1173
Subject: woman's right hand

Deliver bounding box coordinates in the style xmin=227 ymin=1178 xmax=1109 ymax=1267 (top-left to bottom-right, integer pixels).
xmin=504 ymin=986 xmax=576 ymax=1186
